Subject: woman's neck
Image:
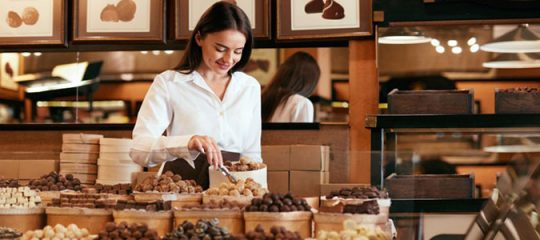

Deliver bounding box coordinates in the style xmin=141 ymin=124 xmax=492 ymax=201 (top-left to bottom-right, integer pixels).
xmin=197 ymin=66 xmax=229 ymax=83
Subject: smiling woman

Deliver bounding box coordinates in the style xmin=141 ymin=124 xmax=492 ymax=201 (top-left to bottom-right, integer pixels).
xmin=130 ymin=1 xmax=260 ymax=189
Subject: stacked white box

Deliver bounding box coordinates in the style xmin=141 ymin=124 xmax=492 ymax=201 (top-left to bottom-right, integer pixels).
xmin=59 ymin=133 xmax=102 ymax=185
xmin=97 ymin=138 xmax=142 ymax=184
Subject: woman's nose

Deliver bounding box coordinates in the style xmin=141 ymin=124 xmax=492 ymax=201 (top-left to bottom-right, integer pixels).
xmin=223 ymin=51 xmax=234 ymax=64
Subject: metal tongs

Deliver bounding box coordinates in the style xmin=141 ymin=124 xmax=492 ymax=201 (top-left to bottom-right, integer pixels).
xmin=218 ymin=165 xmax=238 ymax=184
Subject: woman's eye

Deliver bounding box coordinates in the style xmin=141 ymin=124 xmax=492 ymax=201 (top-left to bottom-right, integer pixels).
xmin=234 ymin=50 xmax=243 ymax=55
xmin=216 ymin=47 xmax=226 ymax=52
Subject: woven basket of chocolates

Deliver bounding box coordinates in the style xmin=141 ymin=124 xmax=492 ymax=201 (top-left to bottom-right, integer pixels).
xmin=0 ymin=187 xmax=45 ymax=232
xmin=46 ymin=207 xmax=113 ymax=234
xmin=174 ymin=199 xmax=245 ymax=235
xmin=204 ymin=178 xmax=267 ymax=206
xmin=113 ymin=209 xmax=173 ymax=237
xmin=243 ymin=193 xmax=313 ymax=238
xmin=320 ymin=186 xmax=391 ymax=215
xmin=133 ymin=171 xmax=203 ymax=203
xmin=314 ymin=200 xmax=389 ymax=233
xmin=209 ymin=157 xmax=268 ymax=189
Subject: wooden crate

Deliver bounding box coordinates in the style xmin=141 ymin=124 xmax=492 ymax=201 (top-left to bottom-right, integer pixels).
xmin=495 ymin=88 xmax=540 ymax=113
xmin=385 ymin=174 xmax=474 ymax=199
xmin=388 ymin=89 xmax=474 ymax=114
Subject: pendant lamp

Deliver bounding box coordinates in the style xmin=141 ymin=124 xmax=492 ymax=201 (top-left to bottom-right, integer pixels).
xmin=480 ymin=24 xmax=540 ymax=53
xmin=378 ymin=27 xmax=432 ymax=44
xmin=482 ymin=52 xmax=540 ymax=69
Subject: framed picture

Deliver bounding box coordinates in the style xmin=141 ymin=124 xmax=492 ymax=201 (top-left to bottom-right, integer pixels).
xmin=0 ymin=53 xmax=20 ymax=91
xmin=74 ymin=0 xmax=164 ymax=42
xmin=0 ymin=0 xmax=65 ymax=46
xmin=277 ymin=0 xmax=372 ymax=40
xmin=175 ymin=0 xmax=270 ymax=40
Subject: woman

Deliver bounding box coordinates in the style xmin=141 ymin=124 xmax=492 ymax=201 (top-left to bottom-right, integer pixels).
xmin=130 ymin=1 xmax=261 ymax=188
xmin=261 ymin=51 xmax=320 ymax=122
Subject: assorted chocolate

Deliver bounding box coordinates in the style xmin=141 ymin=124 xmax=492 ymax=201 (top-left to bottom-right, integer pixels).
xmin=238 ymin=225 xmax=302 ymax=240
xmin=499 ymin=87 xmax=540 ymax=93
xmin=206 ymin=178 xmax=267 ymax=197
xmin=50 ymin=192 xmax=115 ymax=209
xmin=98 ymin=222 xmax=159 ymax=240
xmin=163 ymin=219 xmax=233 ymax=240
xmin=343 ymin=200 xmax=380 ymax=215
xmin=28 ymin=171 xmax=82 ymax=192
xmin=21 ymin=224 xmax=92 ymax=240
xmin=325 ymin=187 xmax=388 ymax=200
xmin=179 ymin=199 xmax=244 ymax=211
xmin=224 ymin=157 xmax=266 ymax=172
xmin=0 ymin=178 xmax=19 ymax=188
xmin=317 ymin=220 xmax=390 ymax=240
xmin=134 ymin=171 xmax=203 ymax=194
xmin=0 ymin=227 xmax=22 ymax=239
xmin=245 ymin=193 xmax=311 ymax=212
xmin=0 ymin=187 xmax=41 ymax=208
xmin=84 ymin=183 xmax=132 ymax=195
xmin=115 ymin=199 xmax=171 ymax=211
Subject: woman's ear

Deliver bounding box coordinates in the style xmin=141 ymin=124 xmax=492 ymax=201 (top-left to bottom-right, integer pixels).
xmin=195 ymin=32 xmax=202 ymax=46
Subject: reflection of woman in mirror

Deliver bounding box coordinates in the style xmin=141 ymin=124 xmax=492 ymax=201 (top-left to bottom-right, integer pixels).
xmin=130 ymin=1 xmax=261 ymax=189
xmin=261 ymin=51 xmax=320 ymax=122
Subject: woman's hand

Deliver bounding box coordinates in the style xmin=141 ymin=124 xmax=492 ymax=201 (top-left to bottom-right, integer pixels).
xmin=188 ymin=135 xmax=223 ymax=169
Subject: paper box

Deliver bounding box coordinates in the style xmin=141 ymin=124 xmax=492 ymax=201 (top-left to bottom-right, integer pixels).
xmin=18 ymin=160 xmax=58 ymax=179
xmin=262 ymin=145 xmax=290 ymax=171
xmin=0 ymin=160 xmax=20 ymax=179
xmin=290 ymin=171 xmax=329 ymax=197
xmin=290 ymin=145 xmax=330 ymax=171
xmin=268 ymin=171 xmax=289 ymax=194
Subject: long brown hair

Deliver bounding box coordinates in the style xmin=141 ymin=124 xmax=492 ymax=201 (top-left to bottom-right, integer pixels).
xmin=261 ymin=52 xmax=320 ymax=122
xmin=176 ymin=1 xmax=253 ymax=74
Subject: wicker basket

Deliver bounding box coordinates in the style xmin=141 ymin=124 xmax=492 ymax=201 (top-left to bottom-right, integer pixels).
xmin=174 ymin=209 xmax=243 ymax=235
xmin=0 ymin=208 xmax=45 ymax=232
xmin=113 ymin=210 xmax=173 ymax=238
xmin=46 ymin=207 xmax=112 ymax=234
xmin=243 ymin=211 xmax=313 ymax=238
xmin=313 ymin=212 xmax=388 ymax=233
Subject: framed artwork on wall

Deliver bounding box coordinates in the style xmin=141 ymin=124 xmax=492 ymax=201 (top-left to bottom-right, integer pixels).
xmin=277 ymin=0 xmax=372 ymax=40
xmin=0 ymin=0 xmax=65 ymax=46
xmin=74 ymin=0 xmax=164 ymax=42
xmin=175 ymin=0 xmax=270 ymax=40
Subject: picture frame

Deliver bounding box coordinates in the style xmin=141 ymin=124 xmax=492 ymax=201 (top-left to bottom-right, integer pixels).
xmin=277 ymin=0 xmax=372 ymax=40
xmin=0 ymin=0 xmax=66 ymax=46
xmin=175 ymin=0 xmax=270 ymax=40
xmin=74 ymin=0 xmax=164 ymax=42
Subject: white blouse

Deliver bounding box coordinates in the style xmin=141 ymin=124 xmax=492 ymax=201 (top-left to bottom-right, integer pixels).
xmin=130 ymin=70 xmax=262 ymax=168
xmin=269 ymin=94 xmax=314 ymax=122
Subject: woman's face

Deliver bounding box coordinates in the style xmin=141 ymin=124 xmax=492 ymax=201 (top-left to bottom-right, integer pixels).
xmin=196 ymin=29 xmax=246 ymax=76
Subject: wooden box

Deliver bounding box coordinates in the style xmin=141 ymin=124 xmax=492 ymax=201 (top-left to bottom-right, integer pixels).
xmin=113 ymin=210 xmax=172 ymax=238
xmin=174 ymin=210 xmax=244 ymax=235
xmin=388 ymin=89 xmax=474 ymax=114
xmin=385 ymin=174 xmax=474 ymax=199
xmin=495 ymin=88 xmax=540 ymax=113
xmin=243 ymin=211 xmax=313 ymax=238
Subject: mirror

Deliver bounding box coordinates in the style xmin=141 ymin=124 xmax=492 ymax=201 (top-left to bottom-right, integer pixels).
xmin=0 ymin=47 xmax=349 ymax=124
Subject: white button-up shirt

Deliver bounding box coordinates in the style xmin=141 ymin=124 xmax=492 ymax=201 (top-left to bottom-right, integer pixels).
xmin=130 ymin=70 xmax=262 ymax=168
xmin=269 ymin=94 xmax=314 ymax=122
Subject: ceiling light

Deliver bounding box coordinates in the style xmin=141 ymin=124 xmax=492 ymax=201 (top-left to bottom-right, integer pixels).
xmin=480 ymin=24 xmax=540 ymax=53
xmin=152 ymin=50 xmax=160 ymax=55
xmin=21 ymin=52 xmax=31 ymax=57
xmin=378 ymin=27 xmax=432 ymax=44
xmin=483 ymin=53 xmax=540 ymax=68
xmin=470 ymin=44 xmax=480 ymax=53
xmin=140 ymin=51 xmax=148 ymax=54
xmin=431 ymin=39 xmax=440 ymax=46
xmin=164 ymin=50 xmax=174 ymax=55
xmin=448 ymin=40 xmax=458 ymax=47
xmin=452 ymin=46 xmax=462 ymax=54
xmin=436 ymin=46 xmax=445 ymax=54
xmin=467 ymin=37 xmax=477 ymax=46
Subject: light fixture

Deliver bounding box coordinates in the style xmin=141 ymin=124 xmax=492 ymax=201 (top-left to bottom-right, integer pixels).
xmin=447 ymin=40 xmax=458 ymax=47
xmin=470 ymin=44 xmax=480 ymax=53
xmin=435 ymin=46 xmax=445 ymax=53
xmin=483 ymin=52 xmax=540 ymax=69
xmin=451 ymin=46 xmax=462 ymax=54
xmin=467 ymin=37 xmax=477 ymax=46
xmin=430 ymin=39 xmax=440 ymax=46
xmin=480 ymin=24 xmax=540 ymax=53
xmin=378 ymin=27 xmax=432 ymax=44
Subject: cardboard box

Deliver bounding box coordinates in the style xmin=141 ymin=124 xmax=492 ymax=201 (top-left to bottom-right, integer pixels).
xmin=262 ymin=145 xmax=290 ymax=171
xmin=268 ymin=171 xmax=289 ymax=194
xmin=18 ymin=160 xmax=58 ymax=179
xmin=0 ymin=160 xmax=20 ymax=179
xmin=290 ymin=145 xmax=330 ymax=171
xmin=290 ymin=171 xmax=329 ymax=197
xmin=320 ymin=183 xmax=371 ymax=196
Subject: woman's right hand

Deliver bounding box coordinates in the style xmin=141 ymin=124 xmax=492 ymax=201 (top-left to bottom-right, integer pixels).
xmin=188 ymin=135 xmax=223 ymax=169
